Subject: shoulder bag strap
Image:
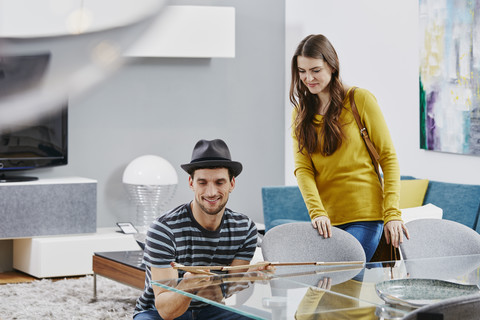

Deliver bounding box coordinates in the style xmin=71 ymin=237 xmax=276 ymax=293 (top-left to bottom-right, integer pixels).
xmin=349 ymin=87 xmax=383 ymax=187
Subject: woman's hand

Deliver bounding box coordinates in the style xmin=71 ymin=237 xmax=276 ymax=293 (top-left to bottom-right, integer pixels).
xmin=312 ymin=216 xmax=332 ymax=238
xmin=316 ymin=277 xmax=332 ymax=291
xmin=384 ymin=220 xmax=410 ymax=248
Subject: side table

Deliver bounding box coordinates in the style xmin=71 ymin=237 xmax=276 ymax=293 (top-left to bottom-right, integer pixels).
xmin=92 ymin=250 xmax=145 ymax=299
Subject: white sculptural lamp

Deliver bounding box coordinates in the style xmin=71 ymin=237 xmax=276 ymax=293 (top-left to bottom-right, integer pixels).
xmin=123 ymin=155 xmax=178 ymax=243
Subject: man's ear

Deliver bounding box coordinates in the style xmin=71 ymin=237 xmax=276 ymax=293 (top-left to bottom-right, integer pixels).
xmin=229 ymin=176 xmax=236 ymax=192
xmin=189 ymin=176 xmax=194 ymax=190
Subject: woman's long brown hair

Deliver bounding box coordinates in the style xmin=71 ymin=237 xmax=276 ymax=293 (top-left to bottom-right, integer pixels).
xmin=290 ymin=34 xmax=346 ymax=156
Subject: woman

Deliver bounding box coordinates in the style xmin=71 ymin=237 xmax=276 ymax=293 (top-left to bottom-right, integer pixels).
xmin=290 ymin=34 xmax=409 ymax=261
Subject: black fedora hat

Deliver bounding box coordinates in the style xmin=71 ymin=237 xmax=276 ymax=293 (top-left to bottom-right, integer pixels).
xmin=181 ymin=139 xmax=243 ymax=177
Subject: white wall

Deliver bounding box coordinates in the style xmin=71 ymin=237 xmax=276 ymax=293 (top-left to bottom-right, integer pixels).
xmin=285 ymin=0 xmax=480 ymax=186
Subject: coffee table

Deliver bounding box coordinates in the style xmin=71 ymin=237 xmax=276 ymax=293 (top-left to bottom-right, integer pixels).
xmin=92 ymin=250 xmax=145 ymax=299
xmin=151 ymin=254 xmax=480 ymax=319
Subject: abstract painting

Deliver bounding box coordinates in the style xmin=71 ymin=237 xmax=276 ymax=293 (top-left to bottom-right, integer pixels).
xmin=419 ymin=0 xmax=480 ymax=155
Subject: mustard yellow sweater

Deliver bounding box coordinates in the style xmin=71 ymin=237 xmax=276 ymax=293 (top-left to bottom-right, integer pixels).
xmin=292 ymin=87 xmax=401 ymax=225
xmin=294 ymin=280 xmax=376 ymax=320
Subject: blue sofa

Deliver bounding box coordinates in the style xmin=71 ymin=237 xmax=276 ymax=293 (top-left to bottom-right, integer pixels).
xmin=262 ymin=177 xmax=480 ymax=233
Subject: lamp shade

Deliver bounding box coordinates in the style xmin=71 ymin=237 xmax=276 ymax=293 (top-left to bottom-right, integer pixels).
xmin=123 ymin=155 xmax=178 ymax=242
xmin=122 ymin=155 xmax=178 ymax=185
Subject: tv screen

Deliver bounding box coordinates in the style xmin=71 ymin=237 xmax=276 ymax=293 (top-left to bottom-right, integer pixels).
xmin=0 ymin=105 xmax=68 ymax=182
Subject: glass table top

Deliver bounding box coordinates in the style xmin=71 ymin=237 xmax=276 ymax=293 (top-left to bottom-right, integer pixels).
xmin=94 ymin=250 xmax=145 ymax=270
xmin=152 ymin=254 xmax=480 ymax=319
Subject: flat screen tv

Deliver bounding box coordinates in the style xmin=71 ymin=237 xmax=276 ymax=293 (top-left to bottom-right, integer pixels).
xmin=0 ymin=105 xmax=68 ymax=182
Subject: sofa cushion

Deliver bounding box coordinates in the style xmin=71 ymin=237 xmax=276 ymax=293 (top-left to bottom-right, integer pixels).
xmin=399 ymin=179 xmax=429 ymax=209
xmin=262 ymin=186 xmax=310 ymax=232
xmin=423 ymin=181 xmax=480 ymax=230
xmin=401 ymin=203 xmax=443 ymax=224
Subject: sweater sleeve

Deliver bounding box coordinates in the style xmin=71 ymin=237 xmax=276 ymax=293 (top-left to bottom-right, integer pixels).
xmin=294 ymin=287 xmax=325 ymax=320
xmin=354 ymin=89 xmax=402 ymax=223
xmin=291 ymin=109 xmax=328 ymax=220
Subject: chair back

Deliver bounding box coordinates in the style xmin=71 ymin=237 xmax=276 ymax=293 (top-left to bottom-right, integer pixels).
xmin=262 ymin=222 xmax=366 ymax=289
xmin=400 ymin=218 xmax=480 ymax=260
xmin=262 ymin=222 xmax=366 ymax=263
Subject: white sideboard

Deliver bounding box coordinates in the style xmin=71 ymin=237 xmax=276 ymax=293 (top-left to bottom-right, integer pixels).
xmin=13 ymin=228 xmax=141 ymax=278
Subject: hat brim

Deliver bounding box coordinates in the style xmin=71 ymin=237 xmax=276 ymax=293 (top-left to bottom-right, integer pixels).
xmin=181 ymin=160 xmax=243 ymax=177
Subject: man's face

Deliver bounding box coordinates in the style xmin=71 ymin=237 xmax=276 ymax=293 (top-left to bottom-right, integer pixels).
xmin=189 ymin=168 xmax=235 ymax=216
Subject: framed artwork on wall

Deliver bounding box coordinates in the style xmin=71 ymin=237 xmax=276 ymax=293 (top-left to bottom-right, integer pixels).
xmin=419 ymin=0 xmax=480 ymax=155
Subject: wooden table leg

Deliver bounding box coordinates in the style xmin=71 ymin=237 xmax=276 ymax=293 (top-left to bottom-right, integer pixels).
xmin=92 ymin=254 xmax=145 ymax=297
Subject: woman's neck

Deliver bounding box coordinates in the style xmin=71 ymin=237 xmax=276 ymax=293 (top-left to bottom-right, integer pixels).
xmin=317 ymin=93 xmax=331 ymax=115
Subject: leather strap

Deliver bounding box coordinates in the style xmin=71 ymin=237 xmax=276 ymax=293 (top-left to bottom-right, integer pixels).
xmin=349 ymin=87 xmax=383 ymax=187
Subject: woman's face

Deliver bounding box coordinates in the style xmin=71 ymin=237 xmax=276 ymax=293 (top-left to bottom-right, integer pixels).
xmin=297 ymin=56 xmax=333 ymax=96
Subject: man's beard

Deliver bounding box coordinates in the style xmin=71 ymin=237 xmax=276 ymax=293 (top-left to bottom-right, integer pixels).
xmin=197 ymin=196 xmax=228 ymax=216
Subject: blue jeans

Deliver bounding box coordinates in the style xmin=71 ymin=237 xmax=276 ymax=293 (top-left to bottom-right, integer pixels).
xmin=133 ymin=306 xmax=252 ymax=320
xmin=336 ymin=220 xmax=383 ymax=262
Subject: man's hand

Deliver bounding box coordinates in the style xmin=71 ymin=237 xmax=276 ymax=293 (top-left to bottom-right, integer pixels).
xmin=175 ymin=272 xmax=214 ymax=293
xmin=195 ymin=283 xmax=225 ymax=303
xmin=247 ymin=262 xmax=276 ymax=273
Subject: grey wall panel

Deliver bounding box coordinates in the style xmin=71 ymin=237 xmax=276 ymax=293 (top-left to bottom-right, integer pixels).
xmin=0 ymin=180 xmax=96 ymax=238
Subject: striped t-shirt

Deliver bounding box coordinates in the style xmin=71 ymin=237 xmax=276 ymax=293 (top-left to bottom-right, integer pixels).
xmin=134 ymin=202 xmax=258 ymax=316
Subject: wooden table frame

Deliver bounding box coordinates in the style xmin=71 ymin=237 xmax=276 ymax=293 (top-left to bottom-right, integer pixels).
xmin=92 ymin=251 xmax=145 ymax=299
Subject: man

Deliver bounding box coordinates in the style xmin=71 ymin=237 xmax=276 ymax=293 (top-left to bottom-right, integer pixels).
xmin=133 ymin=139 xmax=258 ymax=320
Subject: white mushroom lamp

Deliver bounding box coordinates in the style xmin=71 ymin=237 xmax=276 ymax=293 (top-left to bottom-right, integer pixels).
xmin=123 ymin=155 xmax=178 ymax=243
